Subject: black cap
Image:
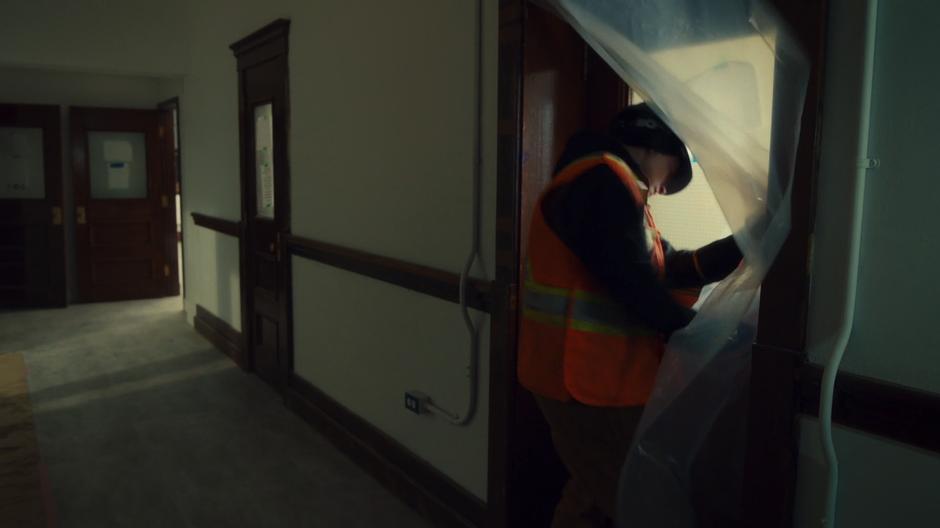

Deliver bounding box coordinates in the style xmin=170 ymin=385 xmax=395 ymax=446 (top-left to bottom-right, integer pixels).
xmin=609 ymin=103 xmax=692 ymax=195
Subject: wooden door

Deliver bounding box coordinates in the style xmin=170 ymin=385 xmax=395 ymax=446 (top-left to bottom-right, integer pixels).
xmin=0 ymin=104 xmax=66 ymax=308
xmin=71 ymin=107 xmax=178 ymax=302
xmin=232 ymin=20 xmax=291 ymax=387
xmin=502 ymin=4 xmax=636 ymax=526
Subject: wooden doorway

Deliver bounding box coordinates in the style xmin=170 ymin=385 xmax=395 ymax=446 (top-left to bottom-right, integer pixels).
xmin=492 ymin=1 xmax=827 ymax=527
xmin=490 ymin=4 xmax=637 ymax=526
xmin=158 ymin=97 xmax=184 ymax=299
xmin=231 ymin=20 xmax=291 ymax=387
xmin=0 ymin=104 xmax=66 ymax=308
xmin=71 ymin=107 xmax=179 ymax=303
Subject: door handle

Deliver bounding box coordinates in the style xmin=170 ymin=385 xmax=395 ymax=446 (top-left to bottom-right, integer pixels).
xmin=76 ymin=206 xmax=87 ymax=225
xmin=51 ymin=206 xmax=63 ymax=226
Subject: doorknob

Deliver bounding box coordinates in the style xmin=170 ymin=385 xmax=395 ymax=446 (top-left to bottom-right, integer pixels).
xmin=51 ymin=206 xmax=63 ymax=226
xmin=76 ymin=206 xmax=87 ymax=225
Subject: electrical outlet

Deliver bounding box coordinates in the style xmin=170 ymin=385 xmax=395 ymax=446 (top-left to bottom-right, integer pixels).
xmin=404 ymin=391 xmax=430 ymax=415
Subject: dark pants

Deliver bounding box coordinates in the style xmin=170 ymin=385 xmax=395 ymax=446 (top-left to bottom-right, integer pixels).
xmin=534 ymin=395 xmax=645 ymax=528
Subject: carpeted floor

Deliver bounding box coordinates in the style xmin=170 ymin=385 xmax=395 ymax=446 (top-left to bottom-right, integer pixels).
xmin=0 ymin=297 xmax=431 ymax=528
xmin=0 ymin=352 xmax=49 ymax=528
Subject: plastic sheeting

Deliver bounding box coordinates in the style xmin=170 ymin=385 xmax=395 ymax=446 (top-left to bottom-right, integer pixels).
xmin=539 ymin=1 xmax=810 ymax=525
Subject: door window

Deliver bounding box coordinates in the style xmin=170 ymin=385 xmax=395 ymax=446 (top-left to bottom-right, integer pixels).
xmin=88 ymin=131 xmax=148 ymax=199
xmin=254 ymin=103 xmax=275 ymax=219
xmin=0 ymin=127 xmax=45 ymax=199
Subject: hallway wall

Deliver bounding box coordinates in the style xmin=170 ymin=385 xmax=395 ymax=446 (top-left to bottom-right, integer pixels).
xmin=799 ymin=0 xmax=940 ymax=525
xmin=178 ymin=0 xmax=497 ymax=499
xmin=0 ymin=0 xmax=188 ymax=77
xmin=0 ymin=67 xmax=182 ymax=303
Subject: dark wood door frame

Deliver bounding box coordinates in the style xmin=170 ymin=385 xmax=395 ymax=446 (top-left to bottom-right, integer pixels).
xmin=742 ymin=1 xmax=829 ymax=525
xmin=0 ymin=103 xmax=66 ymax=308
xmin=231 ymin=19 xmax=291 ymax=388
xmin=490 ymin=2 xmax=830 ymax=527
xmin=158 ymin=97 xmax=183 ymax=299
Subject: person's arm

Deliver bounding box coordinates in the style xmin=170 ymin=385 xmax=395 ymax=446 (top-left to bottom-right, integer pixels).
xmin=541 ymin=168 xmax=695 ymax=335
xmin=662 ymin=235 xmax=742 ymax=289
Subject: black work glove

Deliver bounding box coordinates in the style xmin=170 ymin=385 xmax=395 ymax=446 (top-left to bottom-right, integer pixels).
xmin=665 ymin=307 xmax=697 ymax=340
xmin=695 ymin=235 xmax=742 ymax=283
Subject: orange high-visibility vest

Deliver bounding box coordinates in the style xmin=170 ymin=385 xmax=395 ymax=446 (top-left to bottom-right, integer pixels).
xmin=517 ymin=152 xmax=692 ymax=407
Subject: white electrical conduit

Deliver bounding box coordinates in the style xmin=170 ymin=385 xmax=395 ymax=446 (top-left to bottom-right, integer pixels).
xmin=425 ymin=0 xmax=484 ymax=426
xmin=819 ymin=0 xmax=879 ymax=525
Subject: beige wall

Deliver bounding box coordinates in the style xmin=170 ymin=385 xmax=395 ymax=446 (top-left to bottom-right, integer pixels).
xmin=178 ymin=0 xmax=497 ymax=498
xmin=0 ymin=0 xmax=188 ymax=77
xmin=0 ymin=67 xmax=175 ymax=108
xmin=286 ymin=0 xmax=498 ymax=276
xmin=292 ymin=258 xmax=490 ymax=497
xmin=801 ymin=0 xmax=940 ymax=525
xmin=808 ymin=0 xmax=940 ymax=394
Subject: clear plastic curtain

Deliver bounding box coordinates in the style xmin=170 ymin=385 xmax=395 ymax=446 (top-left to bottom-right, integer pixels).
xmin=539 ymin=1 xmax=810 ymax=525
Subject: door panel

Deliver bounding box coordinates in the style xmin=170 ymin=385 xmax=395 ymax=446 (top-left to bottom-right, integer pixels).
xmin=232 ymin=20 xmax=291 ymax=387
xmin=71 ymin=107 xmax=178 ymax=302
xmin=0 ymin=104 xmax=65 ymax=308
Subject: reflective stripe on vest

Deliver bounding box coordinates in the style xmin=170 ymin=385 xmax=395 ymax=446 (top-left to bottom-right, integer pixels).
xmin=517 ymin=152 xmax=668 ymax=406
xmin=523 ymin=263 xmax=657 ymax=337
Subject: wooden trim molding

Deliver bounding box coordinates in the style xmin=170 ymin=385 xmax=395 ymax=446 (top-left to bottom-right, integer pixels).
xmin=284 ymin=234 xmax=494 ymax=313
xmin=230 ymin=18 xmax=290 ymax=67
xmin=744 ymin=0 xmax=830 ymax=526
xmin=488 ymin=2 xmax=525 ymax=526
xmin=743 ymin=344 xmax=803 ymax=525
xmin=194 ymin=305 xmax=246 ymax=369
xmin=285 ymin=375 xmax=484 ymax=528
xmin=191 ymin=213 xmax=241 ymax=238
xmin=798 ymin=364 xmax=940 ymax=454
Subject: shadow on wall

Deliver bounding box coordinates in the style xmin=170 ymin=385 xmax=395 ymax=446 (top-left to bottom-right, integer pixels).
xmin=216 ymin=236 xmax=231 ymax=326
xmin=207 ymin=228 xmax=238 ymax=330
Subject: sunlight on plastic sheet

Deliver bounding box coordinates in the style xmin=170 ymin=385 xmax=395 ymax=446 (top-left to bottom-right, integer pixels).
xmin=542 ymin=0 xmax=809 ymax=525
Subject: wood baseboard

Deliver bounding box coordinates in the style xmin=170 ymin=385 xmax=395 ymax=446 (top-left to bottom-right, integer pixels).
xmin=284 ymin=374 xmax=485 ymax=528
xmin=194 ymin=305 xmax=246 ymax=369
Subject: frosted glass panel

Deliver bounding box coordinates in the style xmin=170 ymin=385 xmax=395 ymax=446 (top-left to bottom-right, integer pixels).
xmin=88 ymin=131 xmax=147 ymax=199
xmin=254 ymin=103 xmax=275 ymax=219
xmin=0 ymin=127 xmax=45 ymax=199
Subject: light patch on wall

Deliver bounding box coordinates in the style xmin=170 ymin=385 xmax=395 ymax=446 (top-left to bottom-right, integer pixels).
xmin=640 ymin=33 xmax=775 ymax=250
xmin=650 ymin=34 xmax=775 ymax=152
xmin=649 ymin=155 xmax=731 ymax=250
xmin=184 ymin=226 xmax=241 ymax=331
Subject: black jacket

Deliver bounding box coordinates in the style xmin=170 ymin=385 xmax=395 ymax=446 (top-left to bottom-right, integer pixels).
xmin=540 ymin=131 xmax=741 ymax=335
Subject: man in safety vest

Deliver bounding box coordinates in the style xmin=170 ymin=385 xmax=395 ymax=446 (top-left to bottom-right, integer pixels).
xmin=518 ymin=103 xmax=742 ymax=528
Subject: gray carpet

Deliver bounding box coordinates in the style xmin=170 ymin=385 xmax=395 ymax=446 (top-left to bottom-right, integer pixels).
xmin=0 ymin=297 xmax=432 ymax=528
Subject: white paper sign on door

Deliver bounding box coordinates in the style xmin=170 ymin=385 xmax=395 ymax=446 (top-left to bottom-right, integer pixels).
xmin=107 ymin=161 xmax=131 ymax=189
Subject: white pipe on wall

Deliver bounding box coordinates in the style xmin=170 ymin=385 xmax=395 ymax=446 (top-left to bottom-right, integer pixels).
xmin=818 ymin=0 xmax=880 ymax=525
xmin=425 ymin=0 xmax=485 ymax=426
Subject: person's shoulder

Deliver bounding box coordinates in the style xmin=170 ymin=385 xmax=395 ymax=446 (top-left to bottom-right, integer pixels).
xmin=554 ymin=130 xmax=628 ymax=173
